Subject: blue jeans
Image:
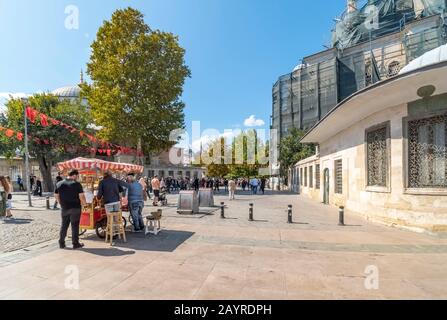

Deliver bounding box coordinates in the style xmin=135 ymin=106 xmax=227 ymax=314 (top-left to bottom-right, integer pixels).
xmin=130 ymin=201 xmax=145 ymax=230
xmin=252 ymin=186 xmax=258 ymax=195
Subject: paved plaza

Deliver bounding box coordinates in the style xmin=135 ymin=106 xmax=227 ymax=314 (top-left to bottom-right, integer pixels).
xmin=1 ymin=191 xmax=447 ymax=300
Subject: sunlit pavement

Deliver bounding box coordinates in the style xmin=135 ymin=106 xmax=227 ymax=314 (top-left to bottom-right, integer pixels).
xmin=1 ymin=191 xmax=447 ymax=300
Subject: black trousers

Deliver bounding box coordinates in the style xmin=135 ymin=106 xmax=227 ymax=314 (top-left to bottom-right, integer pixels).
xmin=59 ymin=208 xmax=81 ymax=245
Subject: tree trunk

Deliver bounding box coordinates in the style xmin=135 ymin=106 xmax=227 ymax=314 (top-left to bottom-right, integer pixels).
xmin=38 ymin=155 xmax=54 ymax=193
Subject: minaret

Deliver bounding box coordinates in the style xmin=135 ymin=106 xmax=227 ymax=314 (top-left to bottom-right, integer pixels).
xmin=79 ymin=69 xmax=84 ymax=84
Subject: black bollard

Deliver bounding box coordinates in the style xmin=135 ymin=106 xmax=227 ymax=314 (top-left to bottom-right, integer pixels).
xmin=338 ymin=206 xmax=345 ymax=226
xmin=220 ymin=202 xmax=225 ymax=219
xmin=249 ymin=203 xmax=254 ymax=221
xmin=288 ymin=205 xmax=293 ymax=224
xmin=46 ymin=196 xmax=50 ymax=210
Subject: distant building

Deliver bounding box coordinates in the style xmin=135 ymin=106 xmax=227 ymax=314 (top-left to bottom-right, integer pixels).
xmin=271 ymin=0 xmax=447 ymax=176
xmin=51 ymin=70 xmax=88 ymax=106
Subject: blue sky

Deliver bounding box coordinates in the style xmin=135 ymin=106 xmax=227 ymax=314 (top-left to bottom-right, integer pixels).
xmin=0 ymin=0 xmax=345 ymax=142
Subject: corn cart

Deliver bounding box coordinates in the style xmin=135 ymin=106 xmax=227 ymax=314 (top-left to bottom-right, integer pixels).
xmin=57 ymin=157 xmax=144 ymax=238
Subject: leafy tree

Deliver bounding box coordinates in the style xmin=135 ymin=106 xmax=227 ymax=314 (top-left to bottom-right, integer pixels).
xmin=4 ymin=94 xmax=93 ymax=192
xmin=278 ymin=128 xmax=315 ymax=177
xmin=196 ymin=130 xmax=269 ymax=179
xmin=84 ymin=7 xmax=191 ymax=155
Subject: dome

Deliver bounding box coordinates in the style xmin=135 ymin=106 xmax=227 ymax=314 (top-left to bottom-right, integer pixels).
xmin=51 ymin=85 xmax=81 ymax=98
xmin=399 ymin=44 xmax=447 ymax=75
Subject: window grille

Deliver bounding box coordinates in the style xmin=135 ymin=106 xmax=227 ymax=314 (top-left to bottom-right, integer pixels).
xmin=367 ymin=126 xmax=388 ymax=187
xmin=335 ymin=160 xmax=343 ymax=194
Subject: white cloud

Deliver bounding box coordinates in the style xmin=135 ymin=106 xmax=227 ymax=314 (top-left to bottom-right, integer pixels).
xmin=244 ymin=115 xmax=265 ymax=127
xmin=0 ymin=92 xmax=31 ymax=100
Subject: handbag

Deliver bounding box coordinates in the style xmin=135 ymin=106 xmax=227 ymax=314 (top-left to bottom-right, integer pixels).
xmin=7 ymin=194 xmax=12 ymax=200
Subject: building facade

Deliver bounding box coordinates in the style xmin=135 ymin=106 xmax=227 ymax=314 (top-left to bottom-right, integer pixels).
xmin=296 ymin=46 xmax=447 ymax=233
xmin=271 ymin=0 xmax=447 ymax=177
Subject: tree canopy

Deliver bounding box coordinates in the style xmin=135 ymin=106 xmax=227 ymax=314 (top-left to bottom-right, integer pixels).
xmin=3 ymin=94 xmax=93 ymax=191
xmin=84 ymin=7 xmax=191 ymax=154
xmin=278 ymin=128 xmax=315 ymax=177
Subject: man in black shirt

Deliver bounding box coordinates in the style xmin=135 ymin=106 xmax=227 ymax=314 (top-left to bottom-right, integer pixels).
xmin=97 ymin=171 xmax=127 ymax=213
xmin=55 ymin=170 xmax=86 ymax=250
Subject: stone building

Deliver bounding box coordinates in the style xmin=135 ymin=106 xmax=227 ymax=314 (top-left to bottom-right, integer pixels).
xmin=271 ymin=0 xmax=447 ymax=176
xmin=296 ymin=44 xmax=447 ymax=233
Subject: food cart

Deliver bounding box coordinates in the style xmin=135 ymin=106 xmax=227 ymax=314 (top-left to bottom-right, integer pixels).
xmin=57 ymin=157 xmax=144 ymax=238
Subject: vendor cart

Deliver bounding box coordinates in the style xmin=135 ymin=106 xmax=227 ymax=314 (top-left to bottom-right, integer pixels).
xmin=57 ymin=157 xmax=144 ymax=238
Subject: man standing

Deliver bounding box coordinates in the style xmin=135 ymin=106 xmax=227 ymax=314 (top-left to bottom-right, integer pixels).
xmin=53 ymin=173 xmax=64 ymax=209
xmin=17 ymin=176 xmax=24 ymax=191
xmin=151 ymin=175 xmax=160 ymax=206
xmin=250 ymin=177 xmax=259 ymax=195
xmin=54 ymin=170 xmax=86 ymax=250
xmin=228 ymin=179 xmax=236 ymax=201
xmin=97 ymin=171 xmax=126 ymax=213
xmin=127 ymin=173 xmax=145 ymax=232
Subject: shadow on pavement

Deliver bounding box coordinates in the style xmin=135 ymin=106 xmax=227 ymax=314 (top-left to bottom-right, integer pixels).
xmin=2 ymin=218 xmax=33 ymax=225
xmin=83 ymin=230 xmax=195 ymax=253
xmin=81 ymin=248 xmax=136 ymax=257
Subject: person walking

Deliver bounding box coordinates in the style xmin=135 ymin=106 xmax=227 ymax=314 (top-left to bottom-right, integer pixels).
xmin=260 ymin=178 xmax=266 ymax=195
xmin=17 ymin=176 xmax=24 ymax=191
xmin=5 ymin=176 xmax=13 ymax=219
xmin=35 ymin=178 xmax=43 ymax=197
xmin=139 ymin=177 xmax=148 ymax=202
xmin=228 ymin=179 xmax=236 ymax=201
xmin=54 ymin=170 xmax=86 ymax=250
xmin=250 ymin=177 xmax=259 ymax=195
xmin=53 ymin=173 xmax=64 ymax=209
xmin=151 ymin=175 xmax=161 ymax=206
xmin=127 ymin=173 xmax=145 ymax=232
xmin=0 ymin=176 xmax=10 ymax=219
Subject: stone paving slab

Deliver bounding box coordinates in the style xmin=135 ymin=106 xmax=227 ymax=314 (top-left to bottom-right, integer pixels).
xmin=1 ymin=191 xmax=447 ymax=299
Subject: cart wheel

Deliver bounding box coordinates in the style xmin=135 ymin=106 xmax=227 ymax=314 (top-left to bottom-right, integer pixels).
xmin=95 ymin=221 xmax=107 ymax=239
xmin=128 ymin=214 xmax=134 ymax=226
xmin=79 ymin=229 xmax=87 ymax=236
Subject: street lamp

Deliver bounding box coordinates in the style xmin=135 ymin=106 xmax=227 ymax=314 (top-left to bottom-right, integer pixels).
xmin=21 ymin=98 xmax=32 ymax=207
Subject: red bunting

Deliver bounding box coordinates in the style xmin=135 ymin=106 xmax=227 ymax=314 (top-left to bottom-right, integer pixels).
xmin=26 ymin=107 xmax=38 ymax=123
xmin=23 ymin=105 xmax=143 ymax=156
xmin=40 ymin=113 xmax=49 ymax=127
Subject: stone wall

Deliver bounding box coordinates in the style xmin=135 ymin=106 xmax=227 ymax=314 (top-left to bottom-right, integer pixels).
xmin=297 ymin=98 xmax=447 ymax=233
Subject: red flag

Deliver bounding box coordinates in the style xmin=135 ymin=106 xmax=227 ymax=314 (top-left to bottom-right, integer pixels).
xmin=40 ymin=113 xmax=49 ymax=127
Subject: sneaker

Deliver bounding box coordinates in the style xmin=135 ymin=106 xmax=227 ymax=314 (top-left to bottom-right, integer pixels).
xmin=73 ymin=243 xmax=85 ymax=250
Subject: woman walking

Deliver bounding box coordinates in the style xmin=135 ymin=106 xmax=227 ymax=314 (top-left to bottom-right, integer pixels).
xmin=0 ymin=176 xmax=10 ymax=219
xmin=5 ymin=177 xmax=13 ymax=219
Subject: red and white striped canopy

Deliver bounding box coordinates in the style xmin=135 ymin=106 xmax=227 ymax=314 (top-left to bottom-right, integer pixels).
xmin=57 ymin=157 xmax=144 ymax=174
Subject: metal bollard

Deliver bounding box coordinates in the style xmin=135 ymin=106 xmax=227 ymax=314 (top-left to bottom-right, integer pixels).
xmin=288 ymin=205 xmax=293 ymax=224
xmin=338 ymin=206 xmax=345 ymax=226
xmin=46 ymin=196 xmax=50 ymax=210
xmin=249 ymin=203 xmax=254 ymax=221
xmin=220 ymin=202 xmax=225 ymax=219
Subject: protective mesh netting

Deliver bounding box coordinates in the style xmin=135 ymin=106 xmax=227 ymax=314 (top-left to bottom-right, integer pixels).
xmin=332 ymin=0 xmax=446 ymax=49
